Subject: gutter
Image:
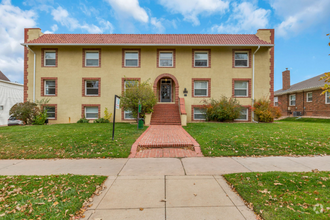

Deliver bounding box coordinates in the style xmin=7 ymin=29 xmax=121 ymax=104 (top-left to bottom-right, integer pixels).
xmin=252 ymin=46 xmax=260 ymax=123
xmin=26 ymin=46 xmax=36 ymax=102
xmin=21 ymin=43 xmax=274 ymax=47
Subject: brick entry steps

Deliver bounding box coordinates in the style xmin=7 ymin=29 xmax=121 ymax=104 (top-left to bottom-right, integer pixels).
xmin=129 ymin=125 xmax=203 ymax=158
xmin=150 ymin=104 xmax=181 ymax=125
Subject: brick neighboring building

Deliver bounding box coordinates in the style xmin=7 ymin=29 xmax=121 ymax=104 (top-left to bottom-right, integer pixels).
xmin=274 ymin=69 xmax=330 ymax=117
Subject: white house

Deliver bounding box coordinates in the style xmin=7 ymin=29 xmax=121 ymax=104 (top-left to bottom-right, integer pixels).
xmin=0 ymin=71 xmax=23 ymax=126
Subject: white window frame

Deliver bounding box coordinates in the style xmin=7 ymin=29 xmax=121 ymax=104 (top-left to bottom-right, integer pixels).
xmin=124 ymin=51 xmax=139 ymax=67
xmin=326 ymin=91 xmax=330 ymax=104
xmin=234 ymin=52 xmax=249 ymax=67
xmin=45 ymin=106 xmax=55 ymax=119
xmin=85 ymin=80 xmax=99 ymax=96
xmin=44 ymin=80 xmax=56 ymax=95
xmin=85 ymin=51 xmax=99 ymax=67
xmin=236 ymin=108 xmax=248 ymax=121
xmin=124 ymin=110 xmax=135 ymax=119
xmin=85 ymin=106 xmax=99 ymax=119
xmin=44 ymin=50 xmax=56 ymax=66
xmin=234 ymin=81 xmax=248 ymax=97
xmin=306 ymin=92 xmax=312 ymax=102
xmin=159 ymin=51 xmax=173 ymax=67
xmin=193 ymin=108 xmax=206 ymax=120
xmin=194 ymin=51 xmax=209 ymax=67
xmin=289 ymin=94 xmax=296 ymax=106
xmin=194 ymin=81 xmax=208 ymax=97
xmin=274 ymin=97 xmax=278 ymax=106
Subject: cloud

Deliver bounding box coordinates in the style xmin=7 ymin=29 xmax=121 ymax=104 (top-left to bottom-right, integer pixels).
xmin=51 ymin=6 xmax=113 ymax=34
xmin=270 ymin=0 xmax=330 ymax=37
xmin=158 ymin=0 xmax=229 ymax=25
xmin=44 ymin=24 xmax=58 ymax=34
xmin=105 ymin=0 xmax=148 ymax=23
xmin=0 ymin=0 xmax=37 ymax=83
xmin=211 ymin=2 xmax=270 ymax=33
xmin=150 ymin=17 xmax=165 ymax=33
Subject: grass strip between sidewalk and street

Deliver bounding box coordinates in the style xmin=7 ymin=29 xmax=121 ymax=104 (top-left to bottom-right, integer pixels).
xmin=184 ymin=120 xmax=330 ymax=157
xmin=224 ymin=171 xmax=330 ymax=220
xmin=0 ymin=174 xmax=107 ymax=219
xmin=0 ymin=123 xmax=146 ymax=159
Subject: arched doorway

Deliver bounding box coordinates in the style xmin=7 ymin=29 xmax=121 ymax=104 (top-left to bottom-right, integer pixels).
xmin=153 ymin=73 xmax=179 ymax=103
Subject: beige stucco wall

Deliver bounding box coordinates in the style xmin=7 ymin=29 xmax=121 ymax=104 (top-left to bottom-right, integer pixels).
xmin=25 ymin=30 xmax=273 ymax=124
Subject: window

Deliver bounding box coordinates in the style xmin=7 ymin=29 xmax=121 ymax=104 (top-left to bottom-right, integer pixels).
xmin=307 ymin=92 xmax=312 ymax=102
xmin=85 ymin=51 xmax=99 ymax=66
xmin=0 ymin=105 xmax=3 ymax=110
xmin=194 ymin=52 xmax=208 ymax=67
xmin=194 ymin=81 xmax=208 ymax=96
xmin=234 ymin=52 xmax=248 ymax=67
xmin=44 ymin=80 xmax=56 ymax=95
xmin=274 ymin=97 xmax=278 ymax=106
xmin=85 ymin=80 xmax=99 ymax=96
xmin=159 ymin=52 xmax=173 ymax=67
xmin=124 ymin=110 xmax=135 ymax=119
xmin=44 ymin=51 xmax=56 ymax=66
xmin=237 ymin=108 xmax=248 ymax=121
xmin=124 ymin=80 xmax=138 ymax=91
xmin=326 ymin=92 xmax=330 ymax=104
xmin=234 ymin=81 xmax=248 ymax=97
xmin=290 ymin=94 xmax=296 ymax=106
xmin=193 ymin=108 xmax=206 ymax=120
xmin=45 ymin=106 xmax=55 ymax=119
xmin=85 ymin=107 xmax=98 ymax=119
xmin=125 ymin=52 xmax=139 ymax=67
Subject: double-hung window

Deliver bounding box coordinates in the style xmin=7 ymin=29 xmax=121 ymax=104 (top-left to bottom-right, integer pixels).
xmin=326 ymin=91 xmax=330 ymax=104
xmin=234 ymin=81 xmax=248 ymax=97
xmin=290 ymin=94 xmax=296 ymax=106
xmin=234 ymin=52 xmax=248 ymax=67
xmin=125 ymin=52 xmax=139 ymax=67
xmin=194 ymin=52 xmax=208 ymax=67
xmin=274 ymin=97 xmax=279 ymax=106
xmin=193 ymin=108 xmax=206 ymax=120
xmin=124 ymin=80 xmax=138 ymax=119
xmin=159 ymin=52 xmax=173 ymax=67
xmin=85 ymin=107 xmax=98 ymax=119
xmin=45 ymin=80 xmax=56 ymax=95
xmin=85 ymin=80 xmax=99 ymax=96
xmin=85 ymin=51 xmax=99 ymax=66
xmin=44 ymin=51 xmax=56 ymax=66
xmin=45 ymin=106 xmax=55 ymax=119
xmin=307 ymin=92 xmax=312 ymax=102
xmin=194 ymin=81 xmax=208 ymax=96
xmin=237 ymin=108 xmax=248 ymax=121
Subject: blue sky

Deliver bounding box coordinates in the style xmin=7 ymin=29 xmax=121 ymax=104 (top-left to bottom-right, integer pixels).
xmin=1 ymin=0 xmax=329 ymax=91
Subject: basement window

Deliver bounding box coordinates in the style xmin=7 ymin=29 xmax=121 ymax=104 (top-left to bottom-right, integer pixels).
xmin=193 ymin=108 xmax=206 ymax=120
xmin=236 ymin=108 xmax=248 ymax=121
xmin=45 ymin=106 xmax=55 ymax=119
xmin=85 ymin=107 xmax=99 ymax=119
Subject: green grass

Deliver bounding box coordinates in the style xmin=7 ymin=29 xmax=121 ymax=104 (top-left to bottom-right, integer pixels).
xmin=224 ymin=172 xmax=330 ymax=220
xmin=0 ymin=174 xmax=107 ymax=219
xmin=0 ymin=123 xmax=146 ymax=159
xmin=278 ymin=117 xmax=330 ymax=123
xmin=184 ymin=121 xmax=330 ymax=156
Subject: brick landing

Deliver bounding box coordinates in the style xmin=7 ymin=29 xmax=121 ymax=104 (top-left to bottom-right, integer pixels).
xmin=129 ymin=125 xmax=203 ymax=158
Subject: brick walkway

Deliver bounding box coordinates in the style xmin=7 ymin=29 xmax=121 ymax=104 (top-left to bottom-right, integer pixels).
xmin=129 ymin=125 xmax=203 ymax=158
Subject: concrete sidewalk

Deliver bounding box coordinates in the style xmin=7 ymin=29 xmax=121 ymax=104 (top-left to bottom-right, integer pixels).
xmin=1 ymin=156 xmax=329 ymax=220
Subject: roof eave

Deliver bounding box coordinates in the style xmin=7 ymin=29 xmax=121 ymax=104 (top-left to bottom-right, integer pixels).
xmin=0 ymin=79 xmax=23 ymax=86
xmin=274 ymin=86 xmax=324 ymax=96
xmin=21 ymin=43 xmax=274 ymax=47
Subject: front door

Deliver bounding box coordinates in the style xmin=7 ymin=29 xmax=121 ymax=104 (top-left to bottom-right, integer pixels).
xmin=160 ymin=79 xmax=172 ymax=102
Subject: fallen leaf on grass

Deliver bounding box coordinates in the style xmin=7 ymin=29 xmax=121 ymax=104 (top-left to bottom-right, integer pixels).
xmin=274 ymin=183 xmax=283 ymax=186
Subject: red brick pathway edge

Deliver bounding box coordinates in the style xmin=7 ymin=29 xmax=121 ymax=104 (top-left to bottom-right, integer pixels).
xmin=128 ymin=126 xmax=152 ymax=158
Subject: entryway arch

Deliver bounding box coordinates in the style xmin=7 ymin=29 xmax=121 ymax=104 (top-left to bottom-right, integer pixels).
xmin=153 ymin=73 xmax=179 ymax=103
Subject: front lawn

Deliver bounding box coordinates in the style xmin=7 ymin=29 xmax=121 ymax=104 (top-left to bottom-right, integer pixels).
xmin=184 ymin=121 xmax=330 ymax=156
xmin=0 ymin=174 xmax=107 ymax=219
xmin=0 ymin=123 xmax=146 ymax=159
xmin=224 ymin=172 xmax=330 ymax=220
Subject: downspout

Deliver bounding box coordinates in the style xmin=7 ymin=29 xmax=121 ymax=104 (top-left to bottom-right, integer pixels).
xmin=26 ymin=46 xmax=36 ymax=102
xmin=252 ymin=46 xmax=260 ymax=122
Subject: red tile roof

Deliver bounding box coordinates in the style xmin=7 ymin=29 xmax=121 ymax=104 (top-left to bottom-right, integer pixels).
xmin=0 ymin=71 xmax=10 ymax=81
xmin=26 ymin=34 xmax=272 ymax=45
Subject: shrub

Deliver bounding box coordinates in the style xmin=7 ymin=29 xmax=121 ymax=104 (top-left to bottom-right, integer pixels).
xmin=253 ymin=98 xmax=282 ymax=122
xmin=93 ymin=118 xmax=110 ymax=123
xmin=203 ymin=97 xmax=242 ymax=122
xmin=10 ymin=101 xmax=39 ymax=125
xmin=33 ymin=111 xmax=48 ymax=125
xmin=77 ymin=118 xmax=89 ymax=123
xmin=120 ymin=79 xmax=157 ymax=120
xmin=104 ymin=108 xmax=112 ymax=122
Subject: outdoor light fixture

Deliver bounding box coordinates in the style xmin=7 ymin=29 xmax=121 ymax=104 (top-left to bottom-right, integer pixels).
xmin=183 ymin=88 xmax=188 ymax=96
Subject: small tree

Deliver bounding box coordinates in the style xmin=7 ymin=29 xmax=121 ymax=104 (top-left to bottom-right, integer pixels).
xmin=10 ymin=101 xmax=39 ymax=125
xmin=253 ymin=98 xmax=281 ymax=122
xmin=120 ymin=79 xmax=157 ymax=120
xmin=33 ymin=98 xmax=51 ymax=125
xmin=203 ymin=97 xmax=242 ymax=122
xmin=104 ymin=107 xmax=112 ymax=122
